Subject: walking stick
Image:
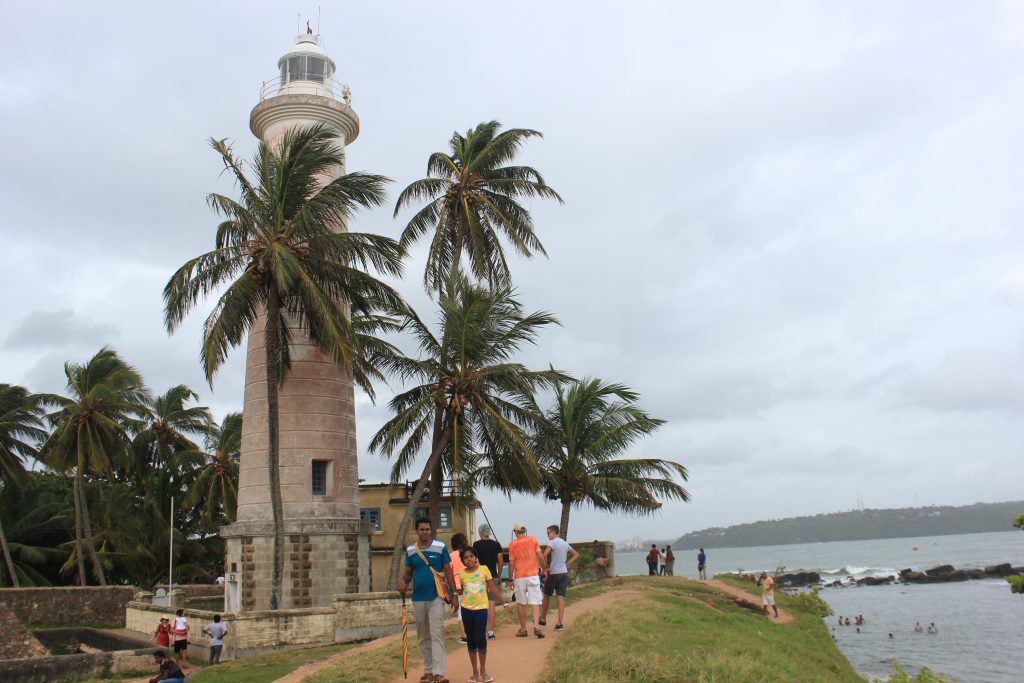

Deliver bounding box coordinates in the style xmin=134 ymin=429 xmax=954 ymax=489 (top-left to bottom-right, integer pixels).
xmin=401 ymin=595 xmax=409 ymax=679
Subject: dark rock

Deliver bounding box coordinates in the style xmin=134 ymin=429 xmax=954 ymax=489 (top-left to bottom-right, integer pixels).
xmin=924 ymin=564 xmax=956 ymax=577
xmin=902 ymin=571 xmax=939 ymax=583
xmin=962 ymin=569 xmax=986 ymax=580
xmin=984 ymin=563 xmax=1012 ymax=576
xmin=945 ymin=570 xmax=968 ymax=582
xmin=1012 ymin=567 xmax=1024 ymax=576
xmin=857 ymin=575 xmax=893 ymax=586
xmin=776 ymin=571 xmax=821 ymax=586
xmin=899 ymin=568 xmax=914 ymax=578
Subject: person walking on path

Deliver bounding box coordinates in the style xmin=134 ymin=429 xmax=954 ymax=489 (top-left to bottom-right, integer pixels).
xmin=202 ymin=614 xmax=228 ymax=665
xmin=697 ymin=548 xmax=707 ymax=580
xmin=152 ymin=617 xmax=171 ymax=648
xmin=456 ymin=547 xmax=510 ymax=683
xmin=757 ymin=572 xmax=779 ymax=618
xmin=646 ymin=544 xmax=660 ymax=575
xmin=508 ymin=523 xmax=547 ymax=639
xmin=539 ymin=524 xmax=578 ymax=631
xmin=664 ymin=546 xmax=675 ymax=576
xmin=171 ymin=609 xmax=189 ymax=667
xmin=148 ymin=650 xmax=186 ymax=683
xmin=450 ymin=533 xmax=470 ymax=645
xmin=472 ymin=525 xmax=505 ymax=640
xmin=398 ymin=518 xmax=460 ymax=683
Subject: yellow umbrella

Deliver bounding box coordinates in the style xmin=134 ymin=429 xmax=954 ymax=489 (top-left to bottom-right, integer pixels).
xmin=401 ymin=595 xmax=409 ymax=679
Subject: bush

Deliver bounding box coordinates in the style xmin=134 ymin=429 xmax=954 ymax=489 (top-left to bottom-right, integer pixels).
xmin=789 ymin=586 xmax=833 ymax=617
xmin=879 ymin=662 xmax=956 ymax=682
xmin=1007 ymin=574 xmax=1024 ymax=594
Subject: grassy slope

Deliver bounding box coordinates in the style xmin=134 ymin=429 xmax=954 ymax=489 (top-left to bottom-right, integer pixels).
xmin=542 ymin=577 xmax=862 ymax=683
xmin=310 ymin=577 xmax=859 ymax=683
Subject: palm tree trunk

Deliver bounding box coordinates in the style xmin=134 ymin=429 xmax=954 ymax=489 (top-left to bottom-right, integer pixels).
xmin=386 ymin=421 xmax=453 ymax=589
xmin=72 ymin=474 xmax=86 ymax=586
xmin=77 ymin=469 xmax=107 ymax=585
xmin=0 ymin=517 xmax=19 ymax=587
xmin=265 ymin=286 xmax=286 ymax=611
xmin=559 ymin=499 xmax=572 ymax=542
xmin=428 ymin=459 xmax=442 ymax=531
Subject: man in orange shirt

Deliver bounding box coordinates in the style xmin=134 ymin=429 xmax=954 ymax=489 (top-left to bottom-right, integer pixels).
xmin=508 ymin=523 xmax=547 ymax=639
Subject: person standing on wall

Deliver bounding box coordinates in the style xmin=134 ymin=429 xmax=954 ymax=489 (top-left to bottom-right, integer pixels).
xmin=472 ymin=524 xmax=505 ymax=640
xmin=508 ymin=523 xmax=547 ymax=639
xmin=539 ymin=524 xmax=579 ymax=631
xmin=398 ymin=518 xmax=460 ymax=683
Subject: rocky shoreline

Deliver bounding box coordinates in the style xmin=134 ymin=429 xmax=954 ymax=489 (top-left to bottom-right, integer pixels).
xmin=766 ymin=562 xmax=1023 ymax=588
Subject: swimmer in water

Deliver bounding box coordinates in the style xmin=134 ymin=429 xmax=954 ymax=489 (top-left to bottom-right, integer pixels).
xmin=914 ymin=622 xmax=924 ymax=633
xmin=927 ymin=623 xmax=937 ymax=634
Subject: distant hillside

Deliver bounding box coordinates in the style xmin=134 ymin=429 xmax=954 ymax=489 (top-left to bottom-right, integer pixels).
xmin=671 ymin=501 xmax=1024 ymax=550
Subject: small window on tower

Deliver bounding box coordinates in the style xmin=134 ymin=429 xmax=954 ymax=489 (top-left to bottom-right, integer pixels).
xmin=312 ymin=460 xmax=328 ymax=496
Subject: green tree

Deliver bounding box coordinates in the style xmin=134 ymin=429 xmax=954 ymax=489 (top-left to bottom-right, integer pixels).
xmin=185 ymin=412 xmax=242 ymax=523
xmin=1013 ymin=513 xmax=1023 ymax=530
xmin=394 ymin=120 xmax=562 ymax=292
xmin=164 ymin=123 xmax=405 ymax=609
xmin=371 ymin=273 xmax=568 ymax=587
xmin=0 ymin=472 xmax=72 ymax=587
xmin=133 ymin=385 xmax=211 ymax=480
xmin=530 ymin=378 xmax=689 ymax=540
xmin=41 ymin=347 xmax=151 ymax=585
xmin=0 ymin=384 xmax=48 ymax=587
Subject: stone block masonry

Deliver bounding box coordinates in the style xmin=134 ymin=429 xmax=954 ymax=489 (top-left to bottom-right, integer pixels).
xmin=0 ymin=586 xmax=137 ymax=626
xmin=223 ymin=518 xmax=372 ymax=610
xmin=124 ymin=591 xmax=407 ymax=661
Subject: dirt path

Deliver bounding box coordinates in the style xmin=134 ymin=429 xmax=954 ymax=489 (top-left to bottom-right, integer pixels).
xmin=702 ymin=579 xmax=794 ymax=624
xmin=386 ymin=589 xmax=643 ymax=683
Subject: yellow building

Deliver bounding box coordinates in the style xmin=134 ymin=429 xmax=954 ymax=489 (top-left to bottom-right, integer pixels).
xmin=359 ymin=482 xmax=480 ymax=592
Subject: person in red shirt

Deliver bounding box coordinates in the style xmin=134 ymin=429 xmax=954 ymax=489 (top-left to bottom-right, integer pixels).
xmin=152 ymin=617 xmax=171 ymax=648
xmin=508 ymin=523 xmax=547 ymax=639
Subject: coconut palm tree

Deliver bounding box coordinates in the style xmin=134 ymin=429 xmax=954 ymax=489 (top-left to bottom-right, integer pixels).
xmin=0 ymin=384 xmax=48 ymax=587
xmin=394 ymin=120 xmax=563 ymax=293
xmin=530 ymin=378 xmax=689 ymax=540
xmin=41 ymin=347 xmax=151 ymax=585
xmin=370 ymin=272 xmax=568 ymax=588
xmin=185 ymin=412 xmax=241 ymax=522
xmin=132 ymin=385 xmax=212 ymax=480
xmin=163 ymin=123 xmax=405 ymax=610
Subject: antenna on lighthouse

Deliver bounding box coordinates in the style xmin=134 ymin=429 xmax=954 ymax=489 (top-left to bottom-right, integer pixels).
xmin=317 ymin=6 xmax=322 ymax=34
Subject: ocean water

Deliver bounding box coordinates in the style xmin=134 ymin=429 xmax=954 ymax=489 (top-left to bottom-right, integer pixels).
xmin=613 ymin=531 xmax=1024 ymax=682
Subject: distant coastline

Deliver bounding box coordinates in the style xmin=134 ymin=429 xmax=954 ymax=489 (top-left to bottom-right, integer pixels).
xmin=655 ymin=500 xmax=1023 ymax=549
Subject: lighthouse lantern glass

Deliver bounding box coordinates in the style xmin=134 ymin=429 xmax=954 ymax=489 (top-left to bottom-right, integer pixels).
xmin=282 ymin=55 xmax=329 ymax=84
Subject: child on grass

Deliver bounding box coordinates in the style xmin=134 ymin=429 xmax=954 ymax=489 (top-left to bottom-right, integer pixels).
xmin=457 ymin=547 xmax=510 ymax=683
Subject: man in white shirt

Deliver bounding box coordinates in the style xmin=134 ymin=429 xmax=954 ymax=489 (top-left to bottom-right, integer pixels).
xmin=202 ymin=614 xmax=228 ymax=664
xmin=539 ymin=524 xmax=579 ymax=631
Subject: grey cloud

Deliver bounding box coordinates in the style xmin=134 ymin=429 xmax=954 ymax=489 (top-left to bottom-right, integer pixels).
xmin=4 ymin=309 xmax=118 ymax=351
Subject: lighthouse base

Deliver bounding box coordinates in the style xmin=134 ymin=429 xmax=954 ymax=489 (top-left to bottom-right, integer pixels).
xmin=221 ymin=518 xmax=371 ymax=611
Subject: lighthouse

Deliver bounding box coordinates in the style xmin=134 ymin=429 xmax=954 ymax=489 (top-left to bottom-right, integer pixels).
xmin=221 ymin=31 xmax=370 ymax=612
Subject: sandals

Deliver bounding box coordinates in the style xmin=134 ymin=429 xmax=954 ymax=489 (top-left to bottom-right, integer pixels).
xmin=515 ymin=629 xmax=528 ymax=638
xmin=533 ymin=628 xmax=545 ymax=639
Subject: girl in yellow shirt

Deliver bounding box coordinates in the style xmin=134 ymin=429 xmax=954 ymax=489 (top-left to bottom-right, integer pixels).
xmin=457 ymin=547 xmax=509 ymax=683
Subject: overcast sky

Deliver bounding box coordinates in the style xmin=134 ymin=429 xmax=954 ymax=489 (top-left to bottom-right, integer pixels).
xmin=2 ymin=1 xmax=1023 ymax=544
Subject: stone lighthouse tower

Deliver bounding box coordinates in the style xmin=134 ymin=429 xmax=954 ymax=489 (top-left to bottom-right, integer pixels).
xmin=221 ymin=31 xmax=370 ymax=612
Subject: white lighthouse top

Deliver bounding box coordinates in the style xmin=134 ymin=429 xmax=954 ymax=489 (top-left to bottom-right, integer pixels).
xmin=259 ymin=32 xmax=352 ymax=105
xmin=278 ymin=34 xmax=337 ymax=76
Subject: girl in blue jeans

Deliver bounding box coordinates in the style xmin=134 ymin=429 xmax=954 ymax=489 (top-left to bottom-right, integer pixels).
xmin=457 ymin=548 xmax=510 ymax=683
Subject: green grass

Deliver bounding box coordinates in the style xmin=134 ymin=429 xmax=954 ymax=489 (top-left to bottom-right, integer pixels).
xmin=540 ymin=576 xmax=863 ymax=683
xmin=184 ymin=643 xmax=355 ymax=683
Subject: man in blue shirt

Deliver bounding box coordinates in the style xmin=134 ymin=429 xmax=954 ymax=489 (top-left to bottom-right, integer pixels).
xmin=398 ymin=518 xmax=459 ymax=683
